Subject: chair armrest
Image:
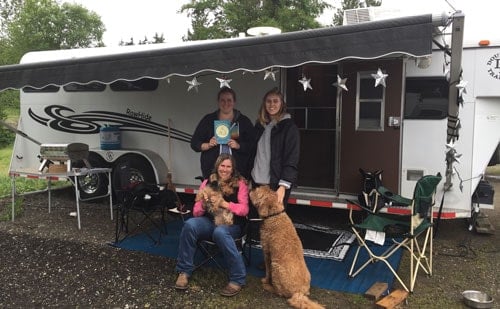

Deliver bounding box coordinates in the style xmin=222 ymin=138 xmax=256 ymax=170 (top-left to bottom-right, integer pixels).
xmin=346 ymin=199 xmax=375 ymax=213
xmin=377 ymin=186 xmax=412 ymax=206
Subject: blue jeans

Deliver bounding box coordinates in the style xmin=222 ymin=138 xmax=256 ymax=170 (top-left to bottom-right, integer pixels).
xmin=175 ymin=216 xmax=246 ymax=286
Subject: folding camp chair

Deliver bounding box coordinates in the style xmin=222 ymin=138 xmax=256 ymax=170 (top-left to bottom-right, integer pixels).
xmin=348 ymin=173 xmax=442 ymax=292
xmin=194 ymin=220 xmax=251 ymax=276
xmin=114 ymin=161 xmax=177 ymax=245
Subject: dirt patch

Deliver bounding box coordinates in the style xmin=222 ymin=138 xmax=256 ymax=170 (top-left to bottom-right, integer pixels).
xmin=0 ymin=180 xmax=498 ymax=308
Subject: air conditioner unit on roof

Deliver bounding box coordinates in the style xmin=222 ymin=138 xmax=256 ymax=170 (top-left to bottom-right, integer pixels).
xmin=343 ymin=7 xmax=373 ymax=25
xmin=343 ymin=7 xmax=404 ymax=25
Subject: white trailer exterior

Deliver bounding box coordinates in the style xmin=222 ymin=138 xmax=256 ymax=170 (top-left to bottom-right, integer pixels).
xmin=403 ymin=42 xmax=500 ymax=217
xmin=1 ymin=11 xmax=498 ymax=220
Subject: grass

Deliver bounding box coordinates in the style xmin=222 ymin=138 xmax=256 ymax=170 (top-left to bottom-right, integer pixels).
xmin=4 ymin=106 xmax=19 ymax=124
xmin=0 ymin=144 xmax=55 ymax=198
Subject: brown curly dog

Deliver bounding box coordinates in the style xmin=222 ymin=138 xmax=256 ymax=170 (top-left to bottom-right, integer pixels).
xmin=249 ymin=186 xmax=325 ymax=309
xmin=195 ymin=185 xmax=233 ymax=226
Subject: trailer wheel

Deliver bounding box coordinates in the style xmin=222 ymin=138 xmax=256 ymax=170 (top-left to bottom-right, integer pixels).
xmin=72 ymin=153 xmax=110 ymax=200
xmin=112 ymin=155 xmax=156 ymax=191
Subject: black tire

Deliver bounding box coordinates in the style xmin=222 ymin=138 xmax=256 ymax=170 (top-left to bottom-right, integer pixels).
xmin=72 ymin=153 xmax=110 ymax=200
xmin=112 ymin=154 xmax=156 ymax=192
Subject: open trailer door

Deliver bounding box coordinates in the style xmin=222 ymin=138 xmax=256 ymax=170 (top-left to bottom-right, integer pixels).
xmin=339 ymin=60 xmax=404 ymax=194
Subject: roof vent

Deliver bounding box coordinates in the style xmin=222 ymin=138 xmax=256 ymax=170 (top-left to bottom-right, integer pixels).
xmin=246 ymin=27 xmax=282 ymax=36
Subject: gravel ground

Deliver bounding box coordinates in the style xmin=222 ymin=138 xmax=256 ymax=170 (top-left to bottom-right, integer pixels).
xmin=0 ymin=179 xmax=498 ymax=308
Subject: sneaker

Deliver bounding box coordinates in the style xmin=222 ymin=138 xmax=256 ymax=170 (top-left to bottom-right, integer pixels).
xmin=174 ymin=273 xmax=189 ymax=290
xmin=220 ymin=282 xmax=242 ymax=297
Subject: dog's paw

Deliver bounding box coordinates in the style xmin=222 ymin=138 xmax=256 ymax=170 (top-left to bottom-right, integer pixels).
xmin=262 ymin=282 xmax=275 ymax=293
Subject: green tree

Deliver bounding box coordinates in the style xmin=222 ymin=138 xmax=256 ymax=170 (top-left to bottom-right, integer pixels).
xmin=332 ymin=0 xmax=381 ymax=26
xmin=0 ymin=0 xmax=105 ymax=147
xmin=0 ymin=0 xmax=22 ymax=37
xmin=137 ymin=33 xmax=165 ymax=45
xmin=4 ymin=0 xmax=105 ymax=64
xmin=181 ymin=0 xmax=331 ymax=40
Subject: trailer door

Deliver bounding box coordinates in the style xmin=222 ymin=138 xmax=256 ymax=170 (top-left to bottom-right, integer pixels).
xmin=286 ymin=64 xmax=338 ymax=189
xmin=339 ymin=60 xmax=403 ymax=194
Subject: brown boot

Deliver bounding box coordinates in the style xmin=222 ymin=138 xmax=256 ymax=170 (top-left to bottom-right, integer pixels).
xmin=174 ymin=273 xmax=189 ymax=290
xmin=220 ymin=282 xmax=242 ymax=297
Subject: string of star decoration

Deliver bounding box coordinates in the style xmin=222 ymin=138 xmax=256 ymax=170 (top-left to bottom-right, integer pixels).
xmin=184 ymin=67 xmax=391 ymax=92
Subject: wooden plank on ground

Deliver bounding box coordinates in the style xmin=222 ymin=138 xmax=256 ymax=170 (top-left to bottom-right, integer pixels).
xmin=364 ymin=282 xmax=388 ymax=301
xmin=376 ymin=289 xmax=409 ymax=309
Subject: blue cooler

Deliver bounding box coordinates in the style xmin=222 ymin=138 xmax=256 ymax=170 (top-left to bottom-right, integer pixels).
xmin=100 ymin=126 xmax=121 ymax=150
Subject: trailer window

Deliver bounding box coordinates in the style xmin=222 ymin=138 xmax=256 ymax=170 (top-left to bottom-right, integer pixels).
xmin=110 ymin=78 xmax=159 ymax=91
xmin=22 ymin=85 xmax=60 ymax=93
xmin=286 ymin=65 xmax=337 ymax=130
xmin=356 ymin=72 xmax=385 ymax=131
xmin=404 ymin=77 xmax=448 ymax=119
xmin=289 ymin=107 xmax=335 ymax=129
xmin=63 ymin=82 xmax=106 ymax=92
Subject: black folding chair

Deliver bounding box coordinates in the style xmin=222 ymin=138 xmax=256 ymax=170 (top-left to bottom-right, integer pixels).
xmin=113 ymin=161 xmax=177 ymax=245
xmin=193 ymin=220 xmax=251 ymax=276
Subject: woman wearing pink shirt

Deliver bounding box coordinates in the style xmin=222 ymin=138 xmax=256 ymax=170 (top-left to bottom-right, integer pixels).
xmin=174 ymin=153 xmax=249 ymax=297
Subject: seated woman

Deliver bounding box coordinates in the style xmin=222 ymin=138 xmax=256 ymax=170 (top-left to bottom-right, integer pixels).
xmin=174 ymin=153 xmax=249 ymax=297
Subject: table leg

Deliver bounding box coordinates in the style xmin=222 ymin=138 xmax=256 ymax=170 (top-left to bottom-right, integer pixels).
xmin=108 ymin=171 xmax=113 ymax=220
xmin=48 ymin=179 xmax=52 ymax=213
xmin=11 ymin=176 xmax=16 ymax=222
xmin=73 ymin=176 xmax=81 ymax=230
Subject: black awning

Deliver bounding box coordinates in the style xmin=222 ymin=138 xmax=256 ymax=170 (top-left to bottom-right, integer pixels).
xmin=0 ymin=14 xmax=434 ymax=90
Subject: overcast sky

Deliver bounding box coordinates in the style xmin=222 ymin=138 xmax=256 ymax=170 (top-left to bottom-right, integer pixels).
xmin=66 ymin=0 xmax=496 ymax=47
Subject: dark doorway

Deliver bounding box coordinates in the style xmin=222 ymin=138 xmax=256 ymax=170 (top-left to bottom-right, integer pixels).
xmin=286 ymin=64 xmax=338 ymax=189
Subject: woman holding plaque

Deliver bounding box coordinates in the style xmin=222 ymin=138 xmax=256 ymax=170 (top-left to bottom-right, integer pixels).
xmin=250 ymin=87 xmax=300 ymax=209
xmin=191 ymin=87 xmax=255 ymax=179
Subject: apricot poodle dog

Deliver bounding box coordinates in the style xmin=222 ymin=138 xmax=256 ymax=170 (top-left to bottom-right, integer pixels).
xmin=249 ymin=186 xmax=324 ymax=309
xmin=195 ymin=185 xmax=233 ymax=226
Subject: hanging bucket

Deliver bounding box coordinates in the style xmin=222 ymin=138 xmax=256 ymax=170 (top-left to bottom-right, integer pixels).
xmin=100 ymin=125 xmax=121 ymax=150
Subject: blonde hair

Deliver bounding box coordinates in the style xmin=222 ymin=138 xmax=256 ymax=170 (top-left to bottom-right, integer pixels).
xmin=257 ymin=87 xmax=287 ymax=126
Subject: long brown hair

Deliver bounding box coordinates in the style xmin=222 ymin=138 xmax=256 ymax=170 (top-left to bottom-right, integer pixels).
xmin=209 ymin=153 xmax=241 ymax=196
xmin=257 ymin=87 xmax=287 ymax=126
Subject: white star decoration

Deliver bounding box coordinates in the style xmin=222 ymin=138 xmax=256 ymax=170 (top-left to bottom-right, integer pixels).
xmin=371 ymin=68 xmax=388 ymax=88
xmin=216 ymin=77 xmax=232 ymax=88
xmin=456 ymin=80 xmax=468 ymax=97
xmin=264 ymin=69 xmax=277 ymax=81
xmin=445 ymin=141 xmax=462 ymax=164
xmin=298 ymin=76 xmax=312 ymax=92
xmin=332 ymin=75 xmax=348 ymax=91
xmin=186 ymin=77 xmax=202 ymax=92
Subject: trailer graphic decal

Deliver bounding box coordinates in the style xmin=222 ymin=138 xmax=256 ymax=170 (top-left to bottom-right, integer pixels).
xmin=28 ymin=105 xmax=191 ymax=142
xmin=487 ymin=53 xmax=500 ymax=80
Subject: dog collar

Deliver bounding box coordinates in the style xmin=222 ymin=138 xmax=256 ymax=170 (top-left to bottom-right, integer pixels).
xmin=260 ymin=209 xmax=286 ymax=220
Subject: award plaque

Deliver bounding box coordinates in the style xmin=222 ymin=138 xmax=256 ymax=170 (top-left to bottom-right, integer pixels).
xmin=214 ymin=120 xmax=231 ymax=144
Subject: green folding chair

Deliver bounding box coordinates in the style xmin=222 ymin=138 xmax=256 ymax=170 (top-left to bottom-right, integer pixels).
xmin=348 ymin=173 xmax=442 ymax=292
